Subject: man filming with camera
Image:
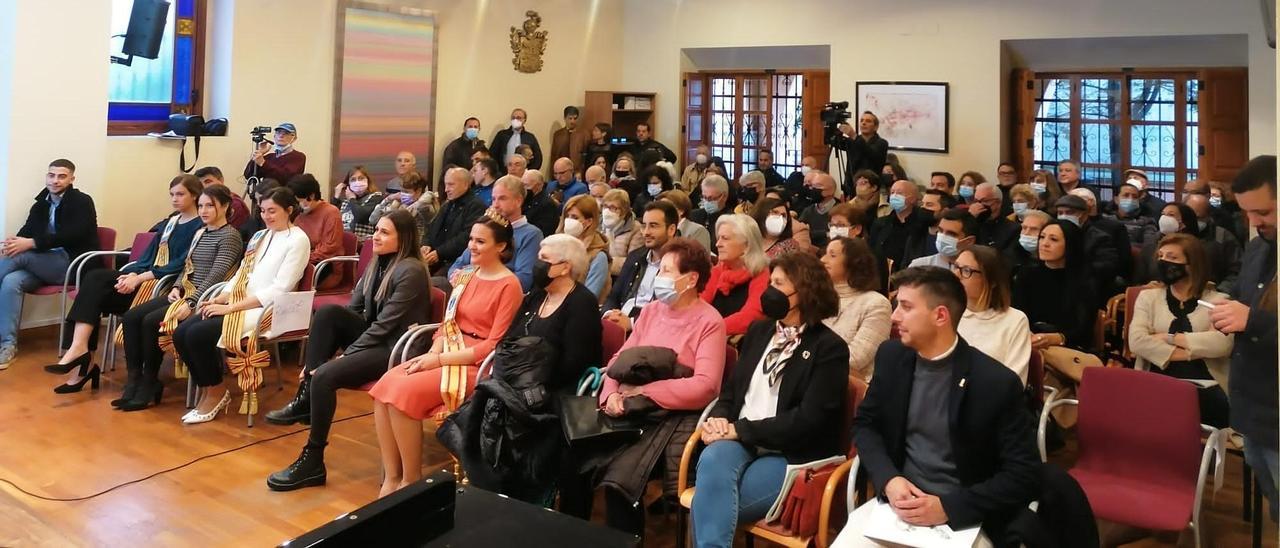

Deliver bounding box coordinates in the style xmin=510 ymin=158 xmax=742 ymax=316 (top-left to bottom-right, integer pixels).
xmin=831 ymin=109 xmax=888 ymax=199
xmin=243 ymin=122 xmax=307 ymax=185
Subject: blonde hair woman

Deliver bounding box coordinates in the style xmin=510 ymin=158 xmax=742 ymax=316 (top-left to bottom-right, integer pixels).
xmin=700 ymin=214 xmax=770 ymax=336
xmin=601 ymin=188 xmax=644 ymax=275
xmin=557 ymin=194 xmax=612 ymax=301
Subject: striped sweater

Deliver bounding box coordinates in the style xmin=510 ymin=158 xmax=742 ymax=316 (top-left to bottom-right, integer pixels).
xmin=182 ymin=224 xmax=244 ymax=307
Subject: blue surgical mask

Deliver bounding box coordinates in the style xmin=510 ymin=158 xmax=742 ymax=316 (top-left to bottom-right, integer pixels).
xmin=652 ymin=274 xmax=686 ymax=305
xmin=648 ymin=183 xmax=662 ymax=197
xmin=1209 ymin=196 xmax=1223 ymax=208
xmin=958 ymin=186 xmax=975 ymax=200
xmin=1118 ymin=197 xmax=1138 ymax=214
xmin=464 ymin=127 xmax=479 ymax=140
xmin=935 ymin=233 xmax=960 ymax=257
xmin=701 ymin=199 xmax=722 ymax=215
xmin=399 ymin=193 xmax=415 ymax=206
xmin=1030 ymin=182 xmax=1047 ymax=195
xmin=1012 ymin=202 xmax=1028 ymax=218
xmin=1019 ymin=234 xmax=1039 ymax=253
xmin=888 ymin=194 xmax=907 ymax=212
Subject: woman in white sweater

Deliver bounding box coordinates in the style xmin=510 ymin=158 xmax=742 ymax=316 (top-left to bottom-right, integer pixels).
xmin=173 ymin=187 xmax=312 ymax=425
xmin=1128 ymin=233 xmax=1233 ymax=427
xmin=954 ymin=246 xmax=1033 ymax=385
xmin=819 ymin=236 xmax=891 ymax=380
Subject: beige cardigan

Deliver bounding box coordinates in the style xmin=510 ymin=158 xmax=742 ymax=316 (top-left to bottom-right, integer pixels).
xmin=1128 ymin=286 xmax=1233 ymax=390
xmin=606 ymin=219 xmax=645 ymax=275
xmin=823 ymin=283 xmax=892 ymax=380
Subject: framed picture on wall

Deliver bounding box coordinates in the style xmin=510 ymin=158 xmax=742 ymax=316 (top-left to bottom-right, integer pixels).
xmin=855 ymin=82 xmax=949 ymax=153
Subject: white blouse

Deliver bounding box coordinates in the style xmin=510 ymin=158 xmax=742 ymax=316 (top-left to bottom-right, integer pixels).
xmin=218 ymin=226 xmax=311 ymax=340
xmin=957 ymin=307 xmax=1033 ymax=385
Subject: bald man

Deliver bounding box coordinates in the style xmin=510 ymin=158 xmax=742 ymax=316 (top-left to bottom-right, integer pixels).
xmin=798 ymin=171 xmax=840 ymax=247
xmin=424 ymin=167 xmax=487 ymax=271
xmin=387 ymin=151 xmax=417 ymax=193
xmin=553 ymin=157 xmax=588 ymax=204
xmin=786 ymin=155 xmax=819 ymax=209
xmin=1066 ymin=187 xmax=1129 ymax=292
xmin=522 ymin=169 xmax=559 ymax=236
xmin=1186 ymin=192 xmax=1242 ymax=292
xmin=869 ymin=179 xmax=931 ymax=270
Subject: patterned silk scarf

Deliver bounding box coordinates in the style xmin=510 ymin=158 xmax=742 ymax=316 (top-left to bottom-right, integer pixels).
xmin=112 ymin=215 xmax=182 ymax=345
xmin=762 ymin=323 xmax=805 ymax=387
xmin=436 ymin=266 xmax=477 ymax=419
xmin=216 ymin=229 xmax=275 ymax=415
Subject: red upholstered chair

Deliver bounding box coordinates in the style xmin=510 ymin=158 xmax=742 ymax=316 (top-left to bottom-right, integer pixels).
xmin=100 ymin=232 xmax=174 ymax=369
xmin=24 ymin=227 xmax=118 ymax=356
xmin=429 ymin=286 xmax=447 ymax=324
xmin=600 ymin=318 xmax=625 ymax=364
xmin=1037 ymin=367 xmax=1220 ymax=548
xmin=310 ymin=232 xmax=362 ymax=310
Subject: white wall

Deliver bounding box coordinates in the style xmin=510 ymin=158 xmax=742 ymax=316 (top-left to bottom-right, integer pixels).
xmin=621 ymin=0 xmax=1277 ymax=181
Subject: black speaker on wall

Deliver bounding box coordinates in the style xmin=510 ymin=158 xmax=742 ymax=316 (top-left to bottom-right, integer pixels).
xmin=122 ymin=0 xmax=171 ymax=59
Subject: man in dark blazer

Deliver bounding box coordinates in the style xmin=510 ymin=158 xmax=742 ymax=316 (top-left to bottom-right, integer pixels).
xmin=847 ymin=266 xmax=1040 ymax=544
xmin=423 ymin=167 xmax=486 ymax=274
xmin=489 ymin=108 xmax=543 ymax=174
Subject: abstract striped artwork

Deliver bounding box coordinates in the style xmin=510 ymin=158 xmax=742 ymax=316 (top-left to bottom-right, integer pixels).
xmin=332 ymin=4 xmax=437 ymax=190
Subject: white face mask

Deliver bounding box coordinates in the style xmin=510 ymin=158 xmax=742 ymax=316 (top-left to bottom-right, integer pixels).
xmin=829 ymin=226 xmax=850 ymax=239
xmin=765 ymin=215 xmax=787 ymax=237
xmin=601 ymin=209 xmax=621 ymax=228
xmin=695 ymin=154 xmax=708 ymax=166
xmin=563 ymin=217 xmax=585 ymax=237
xmin=510 ymin=118 xmax=524 ymax=130
xmin=800 ymin=166 xmax=812 ymax=176
xmin=1158 ymin=214 xmax=1181 ymax=234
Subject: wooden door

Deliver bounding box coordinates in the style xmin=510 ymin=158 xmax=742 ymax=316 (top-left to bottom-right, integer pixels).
xmin=1009 ymin=68 xmax=1037 ymax=179
xmin=1198 ymin=68 xmax=1249 ymax=183
xmin=681 ymin=73 xmax=707 ymax=171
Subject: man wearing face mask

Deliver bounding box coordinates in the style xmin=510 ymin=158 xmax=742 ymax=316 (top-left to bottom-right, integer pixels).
xmin=490 ymin=108 xmax=542 ymax=174
xmin=681 ymin=144 xmax=722 ymax=192
xmin=904 ymin=189 xmax=957 ymax=265
xmin=1070 ymin=187 xmax=1133 ymax=289
xmin=785 ymin=156 xmax=817 ymax=208
xmin=799 ymin=173 xmax=842 ymax=248
xmin=733 ymin=171 xmax=767 ymax=214
xmin=441 ymin=118 xmax=482 ymax=181
xmin=603 ymin=202 xmax=680 ymax=332
xmin=550 ymin=107 xmax=585 ymax=170
xmin=690 ymin=174 xmax=733 ymax=242
xmin=521 ymin=170 xmax=559 ymax=236
xmin=969 ymin=182 xmax=1019 ymax=252
xmin=869 ymin=180 xmax=931 ymax=275
xmin=909 ymin=209 xmax=977 ymax=269
xmin=244 ymin=122 xmax=306 ymax=185
xmin=1119 ymin=169 xmax=1167 ymax=220
xmin=1107 ymin=178 xmax=1159 ymax=246
xmin=1185 ymin=193 xmax=1242 ymax=294
xmin=1055 ymin=194 xmax=1123 ymax=297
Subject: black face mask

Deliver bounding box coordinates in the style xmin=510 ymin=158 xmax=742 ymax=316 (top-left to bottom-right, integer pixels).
xmin=614 ymin=170 xmax=631 ymax=179
xmin=1157 ymin=260 xmax=1188 ymax=285
xmin=805 ymin=186 xmax=824 ymax=204
xmin=740 ymin=186 xmax=759 ymax=204
xmin=532 ymin=259 xmax=554 ymax=289
xmin=879 ymin=173 xmax=895 ymax=188
xmin=972 ymin=208 xmax=992 ymax=223
xmin=760 ymin=286 xmax=796 ymax=320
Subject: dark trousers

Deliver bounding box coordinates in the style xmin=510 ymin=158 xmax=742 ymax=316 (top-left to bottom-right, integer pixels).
xmin=62 ymin=268 xmax=136 ymax=351
xmin=304 ymin=305 xmax=391 ymax=447
xmin=558 ymin=467 xmax=654 ymax=537
xmin=121 ymin=297 xmax=174 ymax=378
xmin=173 ymin=315 xmax=226 ymax=387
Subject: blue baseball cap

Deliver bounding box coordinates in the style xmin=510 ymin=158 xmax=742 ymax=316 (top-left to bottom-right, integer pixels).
xmin=274 ymin=122 xmax=297 ymax=135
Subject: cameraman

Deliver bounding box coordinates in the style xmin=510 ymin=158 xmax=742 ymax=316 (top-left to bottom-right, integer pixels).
xmin=831 ymin=111 xmax=888 ymax=199
xmin=243 ymin=122 xmax=306 ymax=184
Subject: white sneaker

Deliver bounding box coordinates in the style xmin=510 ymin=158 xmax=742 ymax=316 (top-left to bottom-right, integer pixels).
xmin=0 ymin=346 xmax=15 ymax=370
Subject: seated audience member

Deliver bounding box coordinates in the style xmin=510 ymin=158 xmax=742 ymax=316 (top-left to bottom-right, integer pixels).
xmin=733 ymin=171 xmax=767 ymax=215
xmin=995 ymin=162 xmax=1020 ymax=215
xmin=869 ymin=179 xmax=931 ymax=274
xmin=561 ymin=238 xmax=727 ymax=537
xmin=603 ymin=201 xmax=679 ymax=331
xmin=332 ymin=165 xmax=385 ymax=241
xmin=928 ymin=171 xmax=956 ymax=193
xmin=882 ymin=158 xmax=907 ymax=185
xmin=116 ymin=185 xmax=243 ymax=411
xmin=763 ymin=187 xmax=812 ymax=250
xmin=521 ymin=169 xmax=559 ymax=236
xmin=681 ymin=144 xmax=715 ymax=191
xmin=557 ymin=195 xmax=611 ymax=301
xmin=585 ymin=164 xmax=609 ymax=200
xmin=1006 ymin=183 xmax=1039 ymax=222
xmin=1109 ymin=177 xmax=1159 ymax=247
xmin=371 ymin=171 xmax=435 ymax=244
xmin=784 ymin=155 xmax=817 ymax=203
xmin=954 ymin=246 xmax=1033 ymax=385
xmin=844 ymin=267 xmax=1039 ymax=545
xmin=371 ymin=212 xmax=523 ymax=496
xmin=1056 ymin=192 xmax=1124 ymax=297
xmin=956 ymin=171 xmax=986 ymax=205
xmin=388 ymin=151 xmax=418 ymax=194
xmin=195 ymin=166 xmax=249 ymax=227
xmin=692 ymin=252 xmax=849 ymax=547
xmin=515 ymin=144 xmax=536 ymax=167
xmin=550 ymin=107 xmax=584 ymax=172
xmin=601 ymin=189 xmax=645 ymax=275
xmin=506 ymin=154 xmax=529 ymax=180
xmin=971 ymin=182 xmax=1019 ymax=251
xmin=442 ymin=119 xmax=482 ymax=181
xmin=821 ymin=237 xmax=891 ymax=380
xmin=799 ymin=172 xmax=841 ymax=248
xmin=1007 ymin=209 xmax=1051 ymax=280
xmin=244 ymin=123 xmax=306 ymax=184
xmin=905 ymin=189 xmax=957 ymax=265
xmin=751 ymin=197 xmax=801 ymax=259
xmin=611 ymin=154 xmax=638 ymax=187
xmin=1120 ymin=168 xmax=1167 ymax=220
xmin=472 ymin=157 xmax=500 ymax=206
xmin=658 ymin=189 xmax=711 ymax=251
xmin=516 ymin=235 xmax=603 ymax=391
xmin=1207 ymin=179 xmax=1249 ymax=244
xmin=583 ymin=122 xmax=616 ymax=171
xmin=1185 ymin=192 xmax=1242 ymax=293
xmin=851 ymin=169 xmax=890 ymax=219
xmin=827 ymin=202 xmax=868 ymax=241
xmin=553 ymin=157 xmax=589 ymax=203
xmin=265 ymin=210 xmax=431 ymax=491
xmin=636 ymin=165 xmax=675 ymax=218
xmin=909 ymin=208 xmax=977 ymax=269
xmin=1133 ymin=203 xmax=1216 ymax=285
xmin=0 ymin=159 xmax=99 ymax=368
xmin=49 ymin=176 xmax=204 ymax=393
xmin=173 ymin=188 xmax=310 ymax=425
xmin=754 ymin=148 xmax=786 ymax=188
xmin=423 ymin=167 xmax=486 ymax=273
xmin=1129 ymin=233 xmax=1232 ymax=427
xmin=690 ymin=174 xmax=734 ymax=243
xmin=590 ymin=153 xmax=611 ymax=173
xmin=449 ymin=176 xmax=543 ymax=291
xmin=1028 ymin=168 xmax=1064 ymax=209
xmin=238 ymin=178 xmax=280 ymax=244
xmin=287 ymin=174 xmax=346 ymax=290
xmin=1013 ymin=220 xmax=1098 ymax=351
xmin=491 ymin=108 xmax=542 ymax=173
xmin=703 ymin=215 xmax=770 ymax=336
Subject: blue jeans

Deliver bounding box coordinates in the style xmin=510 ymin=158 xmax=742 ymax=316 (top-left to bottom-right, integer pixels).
xmin=1245 ymin=439 xmax=1280 ymax=521
xmin=0 ymin=249 xmax=70 ymax=348
xmin=691 ymin=440 xmax=787 ymax=548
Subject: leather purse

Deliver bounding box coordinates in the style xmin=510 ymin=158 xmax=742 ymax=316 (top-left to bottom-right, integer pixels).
xmin=768 ymin=463 xmax=839 ymax=538
xmin=558 ymin=394 xmax=643 ymax=444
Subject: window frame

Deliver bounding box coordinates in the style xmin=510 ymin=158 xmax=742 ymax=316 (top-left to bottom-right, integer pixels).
xmin=107 ymin=0 xmax=207 ymax=136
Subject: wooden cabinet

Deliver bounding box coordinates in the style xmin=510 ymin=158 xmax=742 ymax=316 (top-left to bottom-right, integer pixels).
xmin=581 ymin=91 xmax=658 ymax=150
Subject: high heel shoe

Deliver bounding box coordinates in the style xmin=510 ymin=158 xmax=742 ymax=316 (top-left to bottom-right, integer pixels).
xmin=44 ymin=351 xmax=89 ymax=374
xmin=119 ymin=378 xmax=164 ymax=412
xmin=182 ymin=391 xmax=231 ymax=424
xmin=53 ymin=365 xmax=100 ymax=394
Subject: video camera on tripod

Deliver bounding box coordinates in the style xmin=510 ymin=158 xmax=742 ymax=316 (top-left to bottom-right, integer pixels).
xmin=245 ymin=126 xmax=276 ymax=196
xmin=250 ymin=126 xmax=274 ymax=146
xmin=821 ymin=101 xmax=852 ymax=145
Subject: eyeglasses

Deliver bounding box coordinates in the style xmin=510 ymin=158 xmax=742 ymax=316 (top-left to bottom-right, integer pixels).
xmin=949 ymin=263 xmax=983 ymax=279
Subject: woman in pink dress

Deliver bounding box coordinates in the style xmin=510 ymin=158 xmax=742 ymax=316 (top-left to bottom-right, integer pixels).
xmin=369 ymin=212 xmax=524 ymax=497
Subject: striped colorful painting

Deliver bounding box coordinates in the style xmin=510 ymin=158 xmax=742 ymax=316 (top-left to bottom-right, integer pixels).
xmin=332 ymin=5 xmax=437 ymax=191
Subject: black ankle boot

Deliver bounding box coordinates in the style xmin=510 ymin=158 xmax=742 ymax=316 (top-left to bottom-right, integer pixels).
xmin=119 ymin=374 xmax=164 ymax=412
xmin=266 ymin=444 xmax=327 ymax=491
xmin=111 ymin=368 xmax=143 ymax=408
xmin=265 ymin=377 xmax=312 ymax=425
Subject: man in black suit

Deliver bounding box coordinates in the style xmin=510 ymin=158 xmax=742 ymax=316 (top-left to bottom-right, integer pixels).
xmin=845 ymin=267 xmax=1039 ymax=544
xmin=422 ymin=167 xmax=486 ymax=274
xmin=489 ymin=108 xmax=543 ymax=174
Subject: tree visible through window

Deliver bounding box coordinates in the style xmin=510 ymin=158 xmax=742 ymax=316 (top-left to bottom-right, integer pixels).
xmin=108 ymin=0 xmax=205 ymax=135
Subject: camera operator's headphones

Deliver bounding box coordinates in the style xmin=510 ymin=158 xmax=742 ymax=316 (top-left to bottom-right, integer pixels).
xmin=169 ymin=114 xmax=229 ymax=173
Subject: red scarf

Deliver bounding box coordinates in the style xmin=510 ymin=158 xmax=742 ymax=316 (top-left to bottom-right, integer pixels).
xmin=712 ymin=266 xmax=754 ymax=296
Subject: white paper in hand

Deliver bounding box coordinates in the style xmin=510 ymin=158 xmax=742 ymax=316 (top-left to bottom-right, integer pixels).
xmin=861 ymin=499 xmax=981 ymax=547
xmin=269 ymin=291 xmax=315 ymax=337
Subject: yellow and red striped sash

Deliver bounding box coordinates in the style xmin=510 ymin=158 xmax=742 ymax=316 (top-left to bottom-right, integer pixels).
xmin=436 ymin=267 xmax=476 ymax=419
xmin=216 ymin=230 xmax=273 ymax=415
xmin=113 ymin=216 xmax=183 ymax=345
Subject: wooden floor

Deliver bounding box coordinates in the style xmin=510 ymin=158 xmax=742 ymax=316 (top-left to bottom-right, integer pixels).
xmin=0 ymin=326 xmax=1273 ymax=547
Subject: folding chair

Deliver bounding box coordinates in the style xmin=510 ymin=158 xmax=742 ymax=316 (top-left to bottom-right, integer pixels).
xmin=21 ymin=227 xmax=117 ymax=357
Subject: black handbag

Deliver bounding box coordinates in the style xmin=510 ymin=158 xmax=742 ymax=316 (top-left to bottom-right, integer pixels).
xmin=558 ymin=394 xmax=643 ymax=444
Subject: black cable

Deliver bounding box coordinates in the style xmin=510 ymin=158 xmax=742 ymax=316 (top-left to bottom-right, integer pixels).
xmin=0 ymin=411 xmax=373 ymax=502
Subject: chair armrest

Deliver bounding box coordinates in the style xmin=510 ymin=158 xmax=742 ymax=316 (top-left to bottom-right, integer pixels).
xmin=1042 ymin=385 xmax=1058 ymax=404
xmin=475 ymin=350 xmax=497 ymax=382
xmin=66 ymin=250 xmax=130 ymax=289
xmin=817 ymin=458 xmax=856 ymax=548
xmin=248 ymin=304 xmax=274 ymax=339
xmin=1038 ymin=398 xmax=1079 ymax=462
xmin=390 ymin=323 xmax=442 ymax=369
xmin=677 ymin=425 xmax=704 ymax=499
xmin=313 ymin=255 xmax=358 ymax=289
xmin=196 ymin=282 xmax=229 ymax=305
xmin=696 ymin=397 xmax=719 ymax=427
xmin=151 ymin=273 xmax=180 ymax=299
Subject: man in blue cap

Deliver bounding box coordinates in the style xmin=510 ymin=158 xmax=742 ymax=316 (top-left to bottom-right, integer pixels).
xmin=244 ymin=122 xmax=306 ymax=185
